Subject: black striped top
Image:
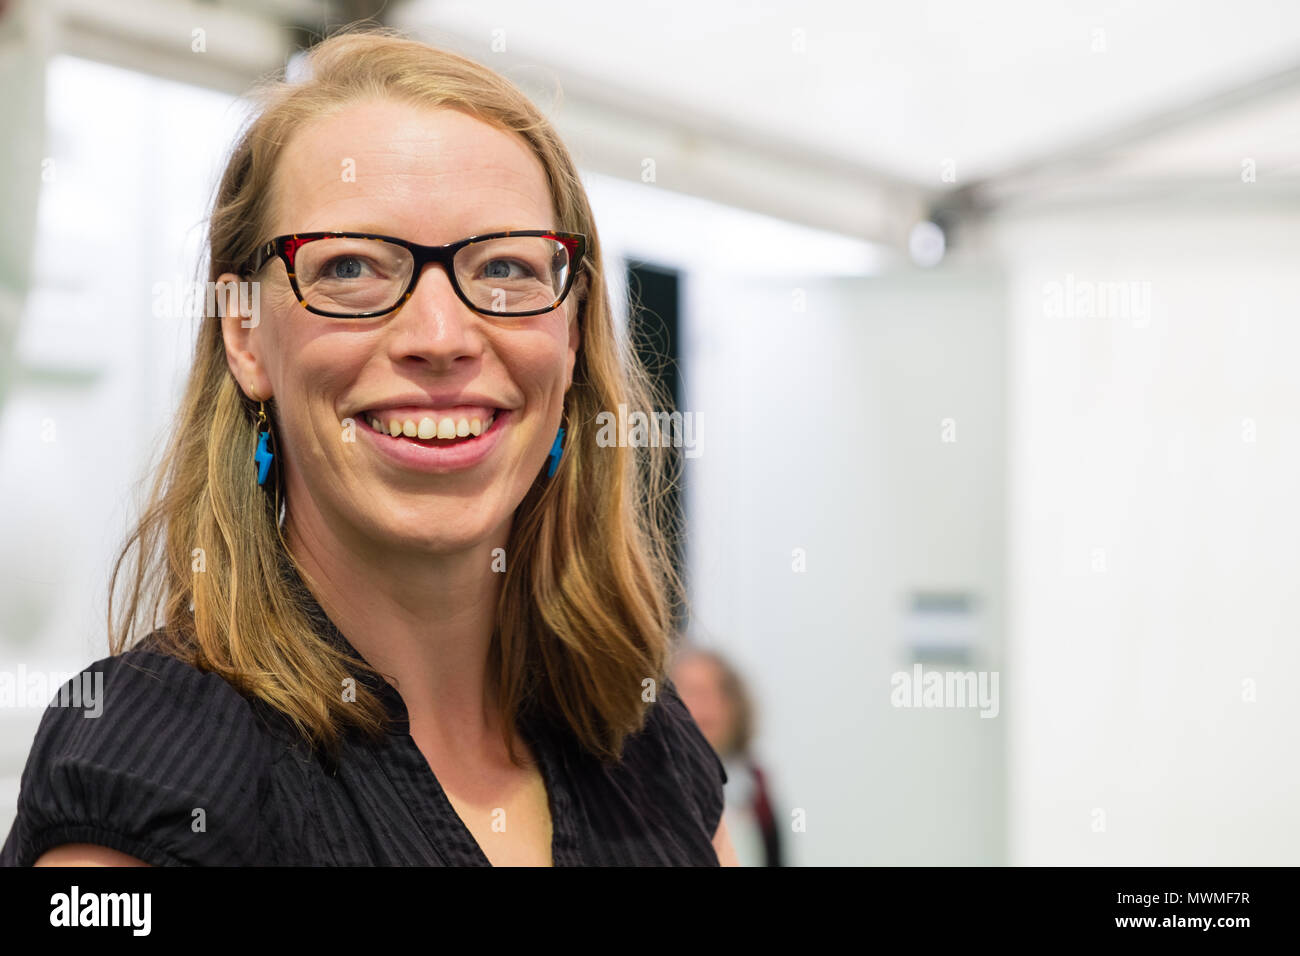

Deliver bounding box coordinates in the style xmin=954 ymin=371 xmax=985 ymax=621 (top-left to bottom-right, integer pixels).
xmin=0 ymin=589 xmax=727 ymax=867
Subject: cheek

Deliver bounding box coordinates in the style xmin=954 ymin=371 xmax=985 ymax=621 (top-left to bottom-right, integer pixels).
xmin=258 ymin=289 xmax=302 ymax=382
xmin=494 ymin=329 xmax=572 ymax=409
xmin=272 ymin=329 xmax=368 ymax=437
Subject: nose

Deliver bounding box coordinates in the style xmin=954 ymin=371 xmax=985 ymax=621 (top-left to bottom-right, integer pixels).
xmin=383 ymin=261 xmax=481 ymax=368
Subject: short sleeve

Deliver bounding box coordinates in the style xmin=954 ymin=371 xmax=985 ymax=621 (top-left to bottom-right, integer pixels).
xmin=651 ymin=677 xmax=729 ymax=839
xmin=0 ymin=650 xmax=275 ymax=867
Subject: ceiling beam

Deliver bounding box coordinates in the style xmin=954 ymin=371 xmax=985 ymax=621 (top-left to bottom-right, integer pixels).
xmin=394 ymin=21 xmax=933 ymax=251
xmin=947 ymin=59 xmax=1300 ymax=217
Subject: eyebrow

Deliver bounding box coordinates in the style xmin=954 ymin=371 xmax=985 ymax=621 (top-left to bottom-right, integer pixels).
xmin=320 ymin=224 xmax=556 ymax=239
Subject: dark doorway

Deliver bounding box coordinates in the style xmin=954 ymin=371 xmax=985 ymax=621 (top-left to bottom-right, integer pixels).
xmin=625 ymin=260 xmax=686 ymax=630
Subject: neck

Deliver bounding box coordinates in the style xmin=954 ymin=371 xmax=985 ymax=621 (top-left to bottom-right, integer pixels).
xmin=283 ymin=499 xmax=511 ymax=760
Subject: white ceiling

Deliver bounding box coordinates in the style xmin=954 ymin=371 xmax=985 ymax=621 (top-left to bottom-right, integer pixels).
xmin=47 ymin=0 xmax=1298 ymax=244
xmin=396 ymin=0 xmax=1300 ymax=189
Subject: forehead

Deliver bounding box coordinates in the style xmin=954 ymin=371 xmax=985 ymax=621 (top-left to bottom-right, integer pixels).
xmin=270 ymin=98 xmax=555 ymax=242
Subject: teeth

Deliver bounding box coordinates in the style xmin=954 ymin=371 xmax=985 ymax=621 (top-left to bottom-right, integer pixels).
xmin=374 ymin=410 xmax=498 ymax=439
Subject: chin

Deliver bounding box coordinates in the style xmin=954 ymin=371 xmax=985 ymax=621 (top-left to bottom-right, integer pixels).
xmin=371 ymin=501 xmax=502 ymax=551
xmin=384 ymin=519 xmax=487 ymax=551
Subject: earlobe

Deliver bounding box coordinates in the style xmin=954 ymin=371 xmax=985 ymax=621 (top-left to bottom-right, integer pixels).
xmin=571 ymin=297 xmax=583 ymax=370
xmin=564 ymin=300 xmax=581 ymax=392
xmin=566 ymin=341 xmax=578 ymax=392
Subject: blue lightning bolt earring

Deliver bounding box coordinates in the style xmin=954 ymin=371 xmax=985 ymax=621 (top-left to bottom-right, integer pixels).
xmin=254 ymin=401 xmax=275 ymax=486
xmin=546 ymin=424 xmax=565 ymax=479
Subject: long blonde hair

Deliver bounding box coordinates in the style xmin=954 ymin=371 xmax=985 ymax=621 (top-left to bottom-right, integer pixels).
xmin=109 ymin=27 xmax=684 ymax=767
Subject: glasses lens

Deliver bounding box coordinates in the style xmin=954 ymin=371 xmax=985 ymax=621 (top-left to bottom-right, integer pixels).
xmin=294 ymin=237 xmax=414 ymax=315
xmin=455 ymin=235 xmax=573 ymax=315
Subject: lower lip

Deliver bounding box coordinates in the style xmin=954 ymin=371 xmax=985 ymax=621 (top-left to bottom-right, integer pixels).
xmin=361 ymin=410 xmax=510 ymax=473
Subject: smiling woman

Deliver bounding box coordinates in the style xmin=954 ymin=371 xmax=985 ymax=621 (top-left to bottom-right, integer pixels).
xmin=1 ymin=27 xmax=734 ymax=868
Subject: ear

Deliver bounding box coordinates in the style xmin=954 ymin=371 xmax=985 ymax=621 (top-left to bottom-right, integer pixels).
xmin=217 ymin=271 xmax=272 ymax=402
xmin=564 ymin=276 xmax=585 ymax=391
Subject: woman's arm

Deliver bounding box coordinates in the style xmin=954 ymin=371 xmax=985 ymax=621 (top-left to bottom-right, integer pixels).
xmin=33 ymin=844 xmax=152 ymax=867
xmin=712 ymin=818 xmax=740 ymax=866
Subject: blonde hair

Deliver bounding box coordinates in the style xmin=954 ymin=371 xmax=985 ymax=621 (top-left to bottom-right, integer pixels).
xmin=109 ymin=26 xmax=684 ymax=767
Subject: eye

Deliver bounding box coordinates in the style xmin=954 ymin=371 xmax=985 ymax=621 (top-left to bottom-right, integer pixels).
xmin=322 ymin=256 xmax=369 ymax=280
xmin=479 ymin=258 xmax=536 ymax=281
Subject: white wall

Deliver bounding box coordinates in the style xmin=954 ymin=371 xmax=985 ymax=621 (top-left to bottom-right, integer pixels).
xmin=583 ymin=169 xmax=1013 ymax=866
xmin=682 ymin=268 xmax=1006 ymax=865
xmin=0 ymin=56 xmax=247 ymax=838
xmin=983 ymin=199 xmax=1300 ymax=865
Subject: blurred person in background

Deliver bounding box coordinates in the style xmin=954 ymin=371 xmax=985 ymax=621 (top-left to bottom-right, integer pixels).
xmin=673 ymin=648 xmax=783 ymax=866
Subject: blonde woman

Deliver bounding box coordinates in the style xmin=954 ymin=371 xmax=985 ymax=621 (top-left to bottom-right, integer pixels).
xmin=1 ymin=28 xmax=735 ymax=867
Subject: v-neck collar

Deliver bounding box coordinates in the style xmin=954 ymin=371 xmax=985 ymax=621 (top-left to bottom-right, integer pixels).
xmin=283 ymin=557 xmax=587 ymax=865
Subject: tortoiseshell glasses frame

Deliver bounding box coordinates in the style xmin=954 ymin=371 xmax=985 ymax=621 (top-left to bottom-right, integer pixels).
xmin=241 ymin=229 xmax=587 ymax=319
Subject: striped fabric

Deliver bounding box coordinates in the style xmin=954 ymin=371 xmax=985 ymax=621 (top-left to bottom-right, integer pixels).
xmin=0 ymin=592 xmax=726 ymax=867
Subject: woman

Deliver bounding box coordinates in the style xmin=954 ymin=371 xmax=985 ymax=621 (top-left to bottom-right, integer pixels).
xmin=674 ymin=649 xmax=783 ymax=867
xmin=1 ymin=28 xmax=736 ymax=867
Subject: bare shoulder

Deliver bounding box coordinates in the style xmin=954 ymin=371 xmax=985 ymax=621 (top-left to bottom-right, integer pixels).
xmin=34 ymin=844 xmax=152 ymax=867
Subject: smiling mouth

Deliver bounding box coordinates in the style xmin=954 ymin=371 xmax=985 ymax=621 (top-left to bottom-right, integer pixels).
xmin=362 ymin=410 xmax=500 ymax=446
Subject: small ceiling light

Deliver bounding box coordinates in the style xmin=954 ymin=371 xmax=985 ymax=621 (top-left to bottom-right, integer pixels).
xmin=908 ymin=221 xmax=946 ymax=268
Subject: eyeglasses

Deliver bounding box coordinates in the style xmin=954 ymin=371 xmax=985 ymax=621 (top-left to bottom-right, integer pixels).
xmin=241 ymin=230 xmax=587 ymax=319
